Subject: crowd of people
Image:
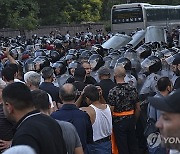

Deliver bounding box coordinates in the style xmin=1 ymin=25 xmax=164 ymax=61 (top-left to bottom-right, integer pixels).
xmin=0 ymin=26 xmax=180 ymax=154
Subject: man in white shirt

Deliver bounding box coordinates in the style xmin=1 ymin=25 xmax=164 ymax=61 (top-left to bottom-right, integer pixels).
xmin=80 ymin=84 xmax=112 ymax=154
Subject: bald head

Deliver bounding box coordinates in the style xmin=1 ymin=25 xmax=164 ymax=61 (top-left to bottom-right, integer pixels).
xmin=114 ymin=65 xmax=126 ymax=78
xmin=59 ymin=83 xmax=77 ymax=102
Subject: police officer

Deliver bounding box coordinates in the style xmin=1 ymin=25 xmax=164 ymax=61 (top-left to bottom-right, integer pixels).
xmin=140 ymin=55 xmax=162 ymax=97
xmin=88 ymin=54 xmax=105 ymax=83
xmin=171 ymin=53 xmax=180 ymax=89
xmin=160 ymin=49 xmax=174 ymax=78
xmin=33 ymin=56 xmax=50 ymax=73
xmin=66 ymin=61 xmax=81 ymax=84
xmin=52 ymin=60 xmax=68 ymax=87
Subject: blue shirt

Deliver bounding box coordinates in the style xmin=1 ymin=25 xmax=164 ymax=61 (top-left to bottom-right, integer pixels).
xmin=39 ymin=82 xmax=59 ymax=102
xmin=51 ymin=104 xmax=93 ymax=151
xmin=148 ymin=92 xmax=163 ymax=121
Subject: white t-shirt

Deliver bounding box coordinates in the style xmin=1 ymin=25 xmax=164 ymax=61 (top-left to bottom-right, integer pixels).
xmin=47 ymin=93 xmax=54 ymax=108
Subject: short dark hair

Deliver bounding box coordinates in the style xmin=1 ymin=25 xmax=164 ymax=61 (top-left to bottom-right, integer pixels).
xmin=6 ymin=63 xmax=24 ymax=76
xmin=7 ymin=63 xmax=18 ymax=73
xmin=2 ymin=82 xmax=33 ymax=110
xmin=84 ymin=85 xmax=99 ymax=102
xmin=74 ymin=66 xmax=86 ymax=81
xmin=8 ymin=63 xmax=24 ymax=79
xmin=31 ymin=89 xmax=50 ymax=111
xmin=41 ymin=67 xmax=54 ymax=79
xmin=59 ymin=84 xmax=77 ymax=102
xmin=1 ymin=67 xmax=15 ymax=82
xmin=157 ymin=77 xmax=171 ymax=91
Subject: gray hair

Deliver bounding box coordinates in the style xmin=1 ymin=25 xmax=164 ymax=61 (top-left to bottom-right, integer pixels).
xmin=24 ymin=71 xmax=41 ymax=87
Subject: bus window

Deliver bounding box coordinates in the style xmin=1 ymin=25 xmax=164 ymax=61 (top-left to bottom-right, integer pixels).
xmin=112 ymin=7 xmax=143 ymax=24
xmin=146 ymin=8 xmax=168 ymax=21
xmin=168 ymin=9 xmax=180 ymax=20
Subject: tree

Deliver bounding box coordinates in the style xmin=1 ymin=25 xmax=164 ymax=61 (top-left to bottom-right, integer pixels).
xmin=36 ymin=0 xmax=102 ymax=24
xmin=0 ymin=0 xmax=39 ymax=33
xmin=36 ymin=0 xmax=64 ymax=25
xmin=59 ymin=0 xmax=102 ymax=23
xmin=0 ymin=0 xmax=179 ymax=31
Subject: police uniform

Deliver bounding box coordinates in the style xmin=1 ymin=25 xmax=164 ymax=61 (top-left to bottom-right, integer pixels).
xmin=125 ymin=73 xmax=137 ymax=88
xmin=56 ymin=74 xmax=70 ymax=87
xmin=140 ymin=73 xmax=161 ymax=95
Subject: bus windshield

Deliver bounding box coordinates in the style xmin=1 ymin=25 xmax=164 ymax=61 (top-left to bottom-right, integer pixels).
xmin=112 ymin=7 xmax=143 ymax=24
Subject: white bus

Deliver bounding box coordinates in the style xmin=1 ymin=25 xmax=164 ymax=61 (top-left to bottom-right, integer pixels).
xmin=111 ymin=3 xmax=180 ymax=34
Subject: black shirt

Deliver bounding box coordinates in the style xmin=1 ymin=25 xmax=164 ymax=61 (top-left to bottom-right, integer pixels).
xmin=66 ymin=76 xmax=75 ymax=83
xmin=84 ymin=76 xmax=97 ymax=85
xmin=12 ymin=110 xmax=67 ymax=154
xmin=72 ymin=81 xmax=88 ymax=107
xmin=108 ymin=83 xmax=139 ymax=122
xmin=173 ymin=77 xmax=180 ymax=90
xmin=96 ymin=79 xmax=116 ymax=102
xmin=0 ymin=104 xmax=14 ymax=140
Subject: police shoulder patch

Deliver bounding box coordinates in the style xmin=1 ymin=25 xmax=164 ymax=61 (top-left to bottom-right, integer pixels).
xmin=154 ymin=76 xmax=158 ymax=81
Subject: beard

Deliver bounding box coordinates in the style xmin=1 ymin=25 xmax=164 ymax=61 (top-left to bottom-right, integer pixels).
xmin=174 ymin=69 xmax=180 ymax=76
xmin=3 ymin=107 xmax=16 ymax=123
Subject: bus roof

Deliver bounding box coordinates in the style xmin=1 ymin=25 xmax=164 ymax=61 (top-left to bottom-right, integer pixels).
xmin=144 ymin=5 xmax=180 ymax=9
xmin=112 ymin=3 xmax=151 ymax=9
xmin=112 ymin=3 xmax=180 ymax=9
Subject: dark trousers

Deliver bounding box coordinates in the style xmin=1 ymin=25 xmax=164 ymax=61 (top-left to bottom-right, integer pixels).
xmin=113 ymin=117 xmax=139 ymax=154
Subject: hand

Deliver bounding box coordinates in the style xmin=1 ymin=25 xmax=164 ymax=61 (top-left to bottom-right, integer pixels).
xmin=96 ymin=86 xmax=102 ymax=96
xmin=2 ymin=47 xmax=10 ymax=56
xmin=1 ymin=57 xmax=8 ymax=64
xmin=0 ymin=140 xmax=12 ymax=150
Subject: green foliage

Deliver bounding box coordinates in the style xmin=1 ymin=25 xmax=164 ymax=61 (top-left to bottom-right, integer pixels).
xmin=0 ymin=0 xmax=9 ymax=28
xmin=0 ymin=0 xmax=39 ymax=30
xmin=60 ymin=0 xmax=102 ymax=23
xmin=36 ymin=0 xmax=102 ymax=25
xmin=0 ymin=0 xmax=179 ymax=30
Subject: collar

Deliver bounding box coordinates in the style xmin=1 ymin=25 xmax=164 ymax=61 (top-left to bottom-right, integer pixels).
xmin=60 ymin=104 xmax=78 ymax=110
xmin=155 ymin=91 xmax=164 ymax=98
xmin=117 ymin=82 xmax=128 ymax=85
xmin=100 ymin=79 xmax=113 ymax=82
xmin=41 ymin=82 xmax=54 ymax=85
xmin=14 ymin=110 xmax=41 ymax=130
